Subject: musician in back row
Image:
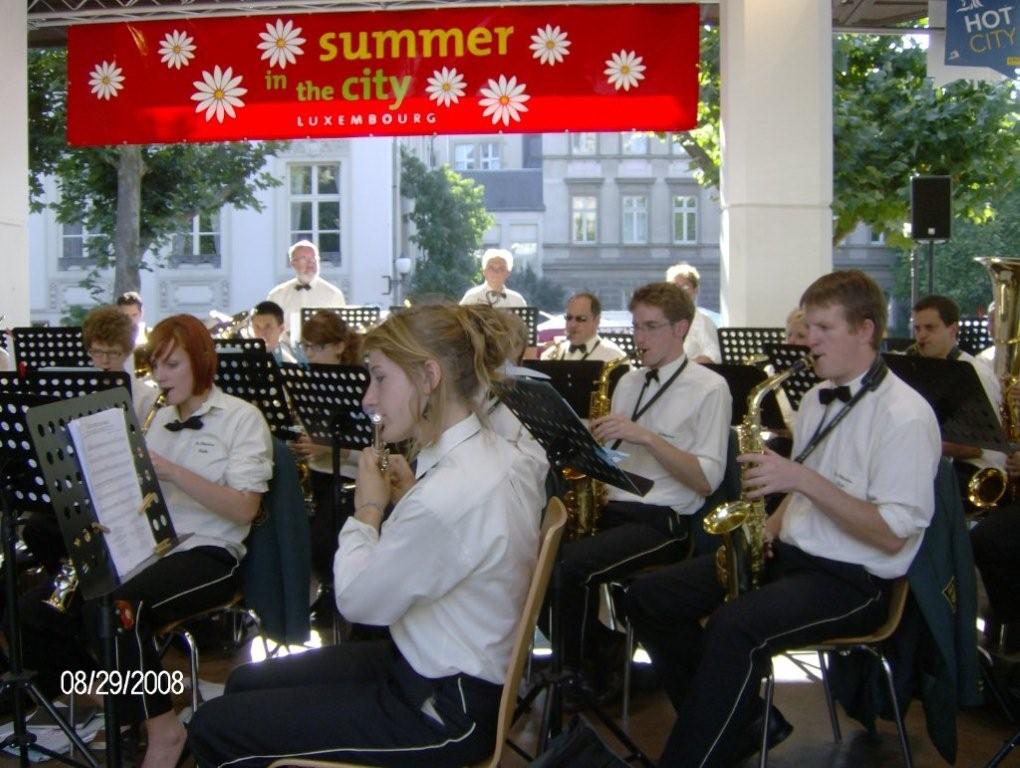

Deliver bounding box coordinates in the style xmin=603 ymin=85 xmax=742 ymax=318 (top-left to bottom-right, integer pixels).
xmin=557 ymin=282 xmax=731 ymax=698
xmin=625 ymin=270 xmax=940 ymax=767
xmin=909 ymin=294 xmax=1005 ymax=502
xmin=460 ymin=248 xmax=527 ymax=308
xmin=268 ymin=240 xmax=346 ymax=343
xmin=541 ymin=291 xmax=627 ymax=362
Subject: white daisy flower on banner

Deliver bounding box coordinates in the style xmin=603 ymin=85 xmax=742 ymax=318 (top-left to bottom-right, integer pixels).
xmin=604 ymin=49 xmax=646 ymax=91
xmin=425 ymin=67 xmax=466 ymax=108
xmin=530 ymin=25 xmax=571 ymax=66
xmin=191 ymin=66 xmax=247 ymax=123
xmin=257 ymin=18 xmax=306 ymax=69
xmin=88 ymin=60 xmax=124 ymax=101
xmin=479 ymin=75 xmax=530 ymax=127
xmin=158 ymin=30 xmax=196 ymax=70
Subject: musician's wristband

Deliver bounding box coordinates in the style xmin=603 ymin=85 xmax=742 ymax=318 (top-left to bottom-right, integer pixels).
xmin=356 ymin=501 xmax=384 ymax=517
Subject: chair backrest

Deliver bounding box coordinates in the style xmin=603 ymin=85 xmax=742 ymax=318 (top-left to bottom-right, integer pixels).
xmin=483 ymin=497 xmax=568 ymax=768
xmin=817 ymin=577 xmax=909 ymax=647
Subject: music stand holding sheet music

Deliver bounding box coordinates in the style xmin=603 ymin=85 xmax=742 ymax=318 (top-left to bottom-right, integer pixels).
xmin=21 ymin=389 xmax=180 ymax=768
xmin=11 ymin=327 xmax=91 ymax=370
xmin=492 ymin=375 xmax=653 ymax=764
xmin=277 ymin=362 xmax=372 ymax=642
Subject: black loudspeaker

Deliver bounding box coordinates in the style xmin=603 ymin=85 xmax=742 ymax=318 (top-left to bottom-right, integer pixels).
xmin=911 ymin=176 xmax=951 ymax=241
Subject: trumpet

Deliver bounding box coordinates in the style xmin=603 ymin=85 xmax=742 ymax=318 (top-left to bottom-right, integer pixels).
xmin=370 ymin=413 xmax=390 ymax=472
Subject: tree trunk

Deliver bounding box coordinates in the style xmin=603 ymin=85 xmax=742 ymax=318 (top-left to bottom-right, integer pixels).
xmin=113 ymin=145 xmax=144 ymax=296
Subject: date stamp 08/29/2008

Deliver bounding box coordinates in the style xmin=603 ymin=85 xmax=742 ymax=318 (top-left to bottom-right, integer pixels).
xmin=60 ymin=669 xmax=186 ymax=698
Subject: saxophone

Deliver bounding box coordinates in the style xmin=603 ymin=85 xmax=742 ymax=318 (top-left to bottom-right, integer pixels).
xmin=562 ymin=356 xmax=629 ymax=538
xmin=703 ymin=355 xmax=812 ymax=601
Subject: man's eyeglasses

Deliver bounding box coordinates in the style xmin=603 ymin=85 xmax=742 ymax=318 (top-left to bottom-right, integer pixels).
xmin=564 ymin=314 xmax=590 ymax=323
xmin=633 ymin=321 xmax=675 ymax=334
xmin=88 ymin=347 xmax=127 ymax=360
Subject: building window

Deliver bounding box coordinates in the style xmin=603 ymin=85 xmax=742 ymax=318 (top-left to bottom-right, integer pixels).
xmin=169 ymin=211 xmax=221 ymax=268
xmin=510 ymin=223 xmax=539 ymax=269
xmin=59 ymin=220 xmax=107 ymax=271
xmin=622 ymin=132 xmax=649 ymax=155
xmin=870 ymin=228 xmax=885 ymax=244
xmin=290 ymin=162 xmax=341 ymax=266
xmin=482 ymin=223 xmax=501 ymax=245
xmin=672 ymin=195 xmax=698 ymax=243
xmin=570 ymin=132 xmax=597 ymax=156
xmin=571 ymin=196 xmax=598 ymax=244
xmin=453 ymin=141 xmax=501 ymax=170
xmin=622 ymin=195 xmax=648 ymax=244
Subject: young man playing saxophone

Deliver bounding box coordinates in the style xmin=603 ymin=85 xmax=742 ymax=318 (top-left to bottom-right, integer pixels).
xmin=626 ymin=270 xmax=940 ymax=767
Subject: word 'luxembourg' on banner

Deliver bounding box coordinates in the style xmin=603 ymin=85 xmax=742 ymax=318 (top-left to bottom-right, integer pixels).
xmin=67 ymin=3 xmax=699 ymax=145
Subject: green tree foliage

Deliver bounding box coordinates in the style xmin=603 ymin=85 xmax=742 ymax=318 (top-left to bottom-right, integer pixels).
xmin=891 ymin=185 xmax=1020 ymax=316
xmin=29 ymin=48 xmax=285 ymax=297
xmin=507 ymin=263 xmax=565 ymax=313
xmin=400 ymin=148 xmax=493 ymax=302
xmin=673 ymin=28 xmax=1020 ymax=247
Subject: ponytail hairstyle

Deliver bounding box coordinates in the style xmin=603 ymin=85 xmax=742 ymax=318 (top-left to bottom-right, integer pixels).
xmin=362 ymin=304 xmax=507 ymax=456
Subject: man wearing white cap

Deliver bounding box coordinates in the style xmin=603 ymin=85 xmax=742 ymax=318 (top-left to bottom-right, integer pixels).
xmin=459 ymin=248 xmax=527 ymax=308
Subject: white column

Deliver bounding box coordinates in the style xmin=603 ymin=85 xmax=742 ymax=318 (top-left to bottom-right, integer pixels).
xmin=0 ymin=4 xmax=28 ymax=326
xmin=719 ymin=0 xmax=832 ymax=326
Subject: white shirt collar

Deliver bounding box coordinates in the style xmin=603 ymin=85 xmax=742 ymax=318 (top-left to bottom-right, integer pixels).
xmin=414 ymin=413 xmax=482 ymax=479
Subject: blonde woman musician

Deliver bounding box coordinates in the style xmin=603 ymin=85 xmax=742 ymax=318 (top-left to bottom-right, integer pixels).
xmin=188 ymin=304 xmax=547 ymax=767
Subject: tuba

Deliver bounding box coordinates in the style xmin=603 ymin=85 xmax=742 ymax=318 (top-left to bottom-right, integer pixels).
xmin=703 ymin=355 xmax=812 ymax=601
xmin=562 ymin=356 xmax=628 ymax=538
xmin=977 ymin=257 xmax=1020 ymax=503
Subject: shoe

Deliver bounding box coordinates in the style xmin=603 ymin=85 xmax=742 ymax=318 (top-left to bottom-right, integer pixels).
xmin=730 ymin=705 xmax=793 ymax=765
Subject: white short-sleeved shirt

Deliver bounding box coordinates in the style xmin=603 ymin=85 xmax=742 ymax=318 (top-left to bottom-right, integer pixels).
xmin=780 ymin=367 xmax=940 ymax=579
xmin=267 ymin=276 xmax=346 ymax=342
xmin=334 ymin=415 xmax=546 ymax=684
xmin=541 ymin=335 xmax=627 ymax=363
xmin=684 ymin=309 xmax=721 ymax=363
xmin=146 ymin=386 xmax=273 ymax=558
xmin=607 ymin=354 xmax=731 ymax=513
xmin=459 ymin=284 xmax=527 ymax=308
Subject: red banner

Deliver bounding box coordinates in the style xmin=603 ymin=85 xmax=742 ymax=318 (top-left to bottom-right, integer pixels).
xmin=67 ymin=4 xmax=698 ymax=146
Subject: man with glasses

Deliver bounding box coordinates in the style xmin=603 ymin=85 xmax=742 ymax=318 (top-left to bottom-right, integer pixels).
xmin=459 ymin=248 xmax=527 ymax=308
xmin=555 ymin=282 xmax=731 ymax=703
xmin=268 ymin=240 xmax=346 ymax=343
xmin=82 ymin=305 xmax=159 ymax=421
xmin=541 ymin=291 xmax=627 ymax=362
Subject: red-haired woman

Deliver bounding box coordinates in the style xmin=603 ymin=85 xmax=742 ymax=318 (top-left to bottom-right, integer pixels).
xmin=18 ymin=314 xmax=273 ymax=768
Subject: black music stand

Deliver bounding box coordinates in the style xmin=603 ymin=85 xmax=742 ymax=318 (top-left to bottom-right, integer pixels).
xmin=764 ymin=344 xmax=818 ymax=411
xmin=21 ymin=389 xmax=178 ymax=768
xmin=300 ymin=306 xmax=380 ymax=333
xmin=0 ymin=369 xmax=131 ymax=400
xmin=882 ymin=354 xmax=1010 ymax=453
xmin=277 ymin=363 xmax=372 ymax=642
xmin=704 ymin=363 xmax=785 ymax=430
xmin=520 ymin=361 xmax=630 ymax=418
xmin=215 ymin=351 xmax=299 ymax=440
xmin=960 ymin=316 xmax=992 ymax=357
xmin=601 ymin=332 xmax=637 ymax=362
xmin=11 ymin=327 xmax=90 ymax=371
xmin=492 ymin=376 xmax=653 ymax=766
xmin=719 ymin=327 xmax=785 ymax=365
xmin=506 ymin=307 xmax=540 ymax=347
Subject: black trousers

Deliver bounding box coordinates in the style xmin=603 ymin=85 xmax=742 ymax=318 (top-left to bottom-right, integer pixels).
xmin=308 ymin=470 xmax=353 ymax=585
xmin=17 ymin=546 xmax=239 ymax=723
xmin=556 ymin=500 xmax=689 ymax=669
xmin=625 ymin=541 xmax=889 ymax=768
xmin=187 ymin=640 xmax=502 ymax=768
xmin=972 ymin=503 xmax=1020 ymax=623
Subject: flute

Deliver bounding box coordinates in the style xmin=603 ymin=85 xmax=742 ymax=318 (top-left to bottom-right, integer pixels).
xmin=370 ymin=413 xmax=390 ymax=472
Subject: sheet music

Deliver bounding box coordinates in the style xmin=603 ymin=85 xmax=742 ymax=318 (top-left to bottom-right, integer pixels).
xmin=67 ymin=407 xmax=156 ymax=577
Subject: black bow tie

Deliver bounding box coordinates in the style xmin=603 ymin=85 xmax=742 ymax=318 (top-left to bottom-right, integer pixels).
xmin=487 ymin=290 xmax=506 ymax=301
xmin=569 ymin=343 xmax=586 ymax=354
xmin=295 ymin=283 xmax=312 ymax=291
xmin=165 ymin=415 xmax=204 ymax=432
xmin=645 ymin=369 xmax=659 ymax=384
xmin=818 ymin=385 xmax=852 ymax=405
